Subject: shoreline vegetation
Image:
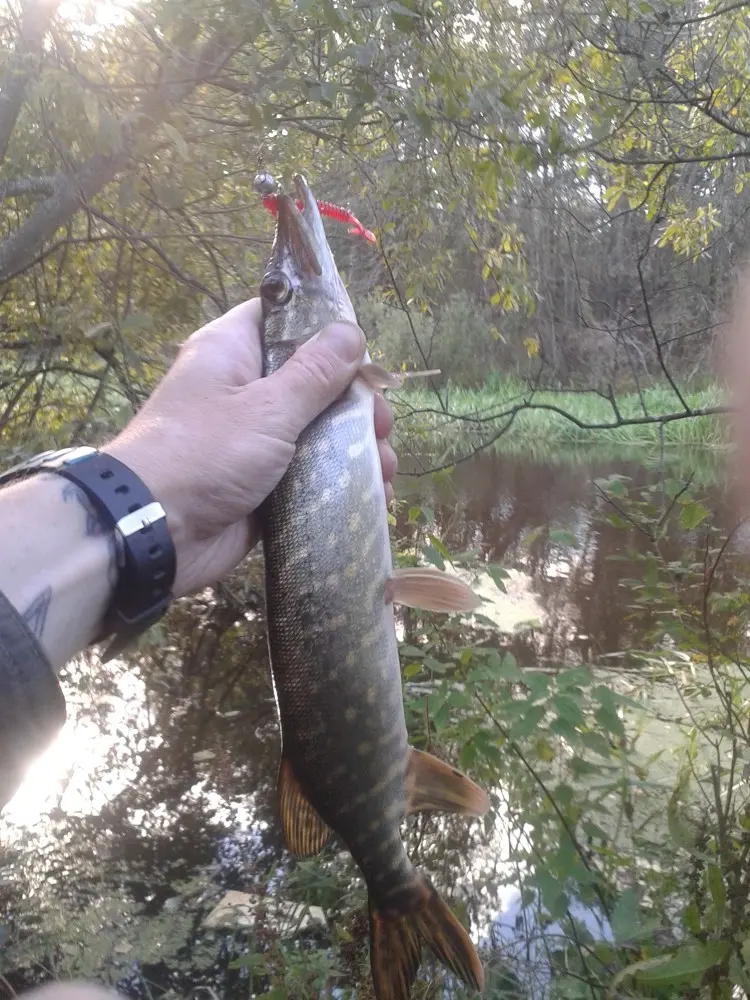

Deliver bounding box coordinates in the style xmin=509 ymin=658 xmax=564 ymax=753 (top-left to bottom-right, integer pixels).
xmin=392 ymin=380 xmax=729 ymax=452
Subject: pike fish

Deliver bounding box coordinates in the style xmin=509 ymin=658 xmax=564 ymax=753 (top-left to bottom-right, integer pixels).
xmin=259 ymin=175 xmax=490 ymax=1000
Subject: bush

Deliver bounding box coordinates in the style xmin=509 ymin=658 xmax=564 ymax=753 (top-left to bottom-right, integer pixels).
xmin=358 ymin=291 xmax=524 ymax=386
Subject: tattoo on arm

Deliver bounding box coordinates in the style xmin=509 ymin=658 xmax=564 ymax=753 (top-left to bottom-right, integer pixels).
xmin=62 ymin=482 xmax=118 ymax=590
xmin=62 ymin=482 xmax=105 ymax=537
xmin=22 ymin=586 xmax=52 ymax=640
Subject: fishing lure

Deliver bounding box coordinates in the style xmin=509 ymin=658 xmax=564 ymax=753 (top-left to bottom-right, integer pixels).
xmin=254 ymin=171 xmax=439 ymax=388
xmin=254 ymin=173 xmax=376 ymax=245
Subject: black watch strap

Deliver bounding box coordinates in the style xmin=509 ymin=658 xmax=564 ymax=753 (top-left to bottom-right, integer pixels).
xmin=0 ymin=447 xmax=177 ymax=660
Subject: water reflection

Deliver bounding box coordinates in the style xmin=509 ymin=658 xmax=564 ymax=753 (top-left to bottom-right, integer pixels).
xmin=2 ymin=665 xmax=146 ymax=832
xmin=0 ymin=450 xmax=741 ymax=997
xmin=401 ymin=450 xmax=740 ymax=666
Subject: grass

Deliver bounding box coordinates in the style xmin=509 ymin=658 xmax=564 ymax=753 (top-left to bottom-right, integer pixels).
xmin=391 ymin=379 xmax=729 ymax=454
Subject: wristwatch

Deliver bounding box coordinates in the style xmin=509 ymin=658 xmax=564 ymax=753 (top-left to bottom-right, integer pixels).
xmin=0 ymin=446 xmax=177 ymax=660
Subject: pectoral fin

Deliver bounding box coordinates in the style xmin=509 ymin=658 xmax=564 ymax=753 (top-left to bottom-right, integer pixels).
xmin=405 ymin=747 xmax=490 ymax=817
xmin=277 ymin=756 xmax=331 ymax=856
xmin=403 ymin=368 xmax=442 ymax=380
xmin=386 ymin=567 xmax=481 ymax=612
xmin=357 ymin=364 xmax=443 ymax=391
xmin=358 ymin=362 xmax=403 ymax=390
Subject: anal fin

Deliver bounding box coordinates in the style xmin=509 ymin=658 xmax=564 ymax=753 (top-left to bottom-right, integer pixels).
xmin=278 ymin=756 xmax=331 ymax=857
xmin=386 ymin=567 xmax=481 ymax=613
xmin=405 ymin=747 xmax=490 ymax=817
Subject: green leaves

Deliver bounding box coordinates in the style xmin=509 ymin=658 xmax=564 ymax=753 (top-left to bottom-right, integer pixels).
xmin=594 ymin=475 xmax=629 ymax=498
xmin=611 ymin=890 xmax=660 ymax=944
xmin=591 ymin=685 xmax=625 ymax=737
xmin=580 ymin=731 xmax=611 ymax=757
xmin=534 ymin=871 xmax=569 ymax=920
xmin=493 ymin=652 xmax=521 ymax=682
xmin=163 ymin=123 xmax=189 ymax=162
xmin=705 ymin=864 xmax=727 ymax=931
xmin=488 ymin=564 xmax=509 ymax=592
xmin=510 ymin=704 xmax=546 ymax=738
xmin=679 ymin=501 xmax=710 ymax=531
xmin=389 ymin=0 xmax=421 ymax=31
xmin=613 ymin=941 xmax=730 ymax=992
xmin=667 ymin=770 xmax=698 ymax=853
xmin=422 ymin=543 xmax=445 ymax=569
xmin=549 ymin=528 xmax=577 ymax=547
xmin=552 ymin=693 xmax=586 ymax=728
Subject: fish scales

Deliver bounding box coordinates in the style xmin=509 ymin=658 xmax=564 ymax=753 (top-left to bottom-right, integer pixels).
xmin=261 ymin=376 xmax=413 ymax=894
xmin=257 ymin=174 xmax=489 ymax=1000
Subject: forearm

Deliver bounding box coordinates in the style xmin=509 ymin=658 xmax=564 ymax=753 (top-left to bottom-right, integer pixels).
xmin=0 ymin=474 xmax=115 ymax=670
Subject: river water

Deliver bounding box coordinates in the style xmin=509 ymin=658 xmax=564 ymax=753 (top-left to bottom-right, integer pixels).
xmin=0 ymin=448 xmax=742 ymax=998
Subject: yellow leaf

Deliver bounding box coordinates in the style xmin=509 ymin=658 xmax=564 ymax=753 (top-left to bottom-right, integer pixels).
xmin=524 ymin=336 xmax=540 ymax=358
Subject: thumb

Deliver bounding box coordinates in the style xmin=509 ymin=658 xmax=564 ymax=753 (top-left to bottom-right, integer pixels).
xmin=267 ymin=321 xmax=366 ymax=438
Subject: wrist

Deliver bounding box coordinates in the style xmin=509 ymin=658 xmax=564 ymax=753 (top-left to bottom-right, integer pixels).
xmin=0 ymin=475 xmax=113 ymax=668
xmin=103 ymin=432 xmax=188 ymax=569
xmin=0 ymin=445 xmax=179 ymax=663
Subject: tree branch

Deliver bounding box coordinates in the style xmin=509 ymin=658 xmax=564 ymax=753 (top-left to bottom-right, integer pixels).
xmin=0 ymin=0 xmax=61 ymax=166
xmin=86 ymin=207 xmax=225 ymax=308
xmin=0 ymin=175 xmax=60 ymax=200
xmin=0 ymin=31 xmax=235 ymax=285
xmin=394 ymin=399 xmax=729 ymax=476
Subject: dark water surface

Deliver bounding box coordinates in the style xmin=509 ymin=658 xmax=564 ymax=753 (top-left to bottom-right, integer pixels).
xmin=400 ymin=447 xmax=739 ymax=664
xmin=0 ymin=449 xmax=741 ymax=998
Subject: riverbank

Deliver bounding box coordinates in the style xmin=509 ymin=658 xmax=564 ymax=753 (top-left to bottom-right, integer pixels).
xmin=392 ymin=380 xmax=728 ymax=451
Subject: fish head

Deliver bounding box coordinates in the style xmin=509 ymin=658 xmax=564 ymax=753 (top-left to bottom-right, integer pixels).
xmin=260 ymin=175 xmax=357 ymax=366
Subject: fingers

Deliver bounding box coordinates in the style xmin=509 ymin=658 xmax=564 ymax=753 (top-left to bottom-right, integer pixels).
xmin=204 ymin=298 xmax=264 ymax=386
xmin=263 ymin=322 xmax=366 ymax=440
xmin=374 ymin=390 xmax=396 ymax=499
xmin=245 ymin=314 xmax=396 ymax=493
xmin=20 ymin=984 xmax=123 ymax=1000
xmin=373 ymin=391 xmax=393 ymax=440
xmin=378 ymin=437 xmax=398 ymax=484
xmin=198 ymin=297 xmax=263 ymax=344
xmin=145 ymin=300 xmax=261 ymax=405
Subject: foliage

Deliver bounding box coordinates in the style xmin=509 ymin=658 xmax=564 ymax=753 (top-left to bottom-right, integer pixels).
xmin=393 ymin=380 xmax=728 ymax=462
xmin=6 ymin=0 xmax=750 ymax=996
xmin=389 ymin=482 xmax=750 ymax=1000
xmin=2 ymin=470 xmax=750 ymax=1000
xmin=359 ymin=291 xmax=509 ymax=387
xmin=3 ymin=0 xmax=748 ymax=460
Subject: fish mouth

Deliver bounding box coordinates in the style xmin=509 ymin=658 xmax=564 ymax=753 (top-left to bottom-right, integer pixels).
xmin=275 ymin=175 xmax=324 ymax=278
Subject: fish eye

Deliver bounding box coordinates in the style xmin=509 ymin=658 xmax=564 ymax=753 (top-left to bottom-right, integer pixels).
xmin=260 ymin=271 xmax=292 ymax=305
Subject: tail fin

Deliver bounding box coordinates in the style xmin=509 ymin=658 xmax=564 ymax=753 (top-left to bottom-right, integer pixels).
xmin=369 ymin=876 xmax=484 ymax=1000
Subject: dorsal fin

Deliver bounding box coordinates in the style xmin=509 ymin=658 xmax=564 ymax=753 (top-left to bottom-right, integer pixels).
xmin=405 ymin=747 xmax=490 ymax=816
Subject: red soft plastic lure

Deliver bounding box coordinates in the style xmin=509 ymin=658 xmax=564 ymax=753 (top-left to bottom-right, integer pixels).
xmin=261 ymin=194 xmax=376 ymax=245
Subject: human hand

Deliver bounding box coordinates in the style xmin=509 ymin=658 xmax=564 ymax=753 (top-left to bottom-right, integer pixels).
xmin=19 ymin=984 xmax=121 ymax=1000
xmin=728 ymin=276 xmax=750 ymax=513
xmin=104 ymin=299 xmax=397 ymax=597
